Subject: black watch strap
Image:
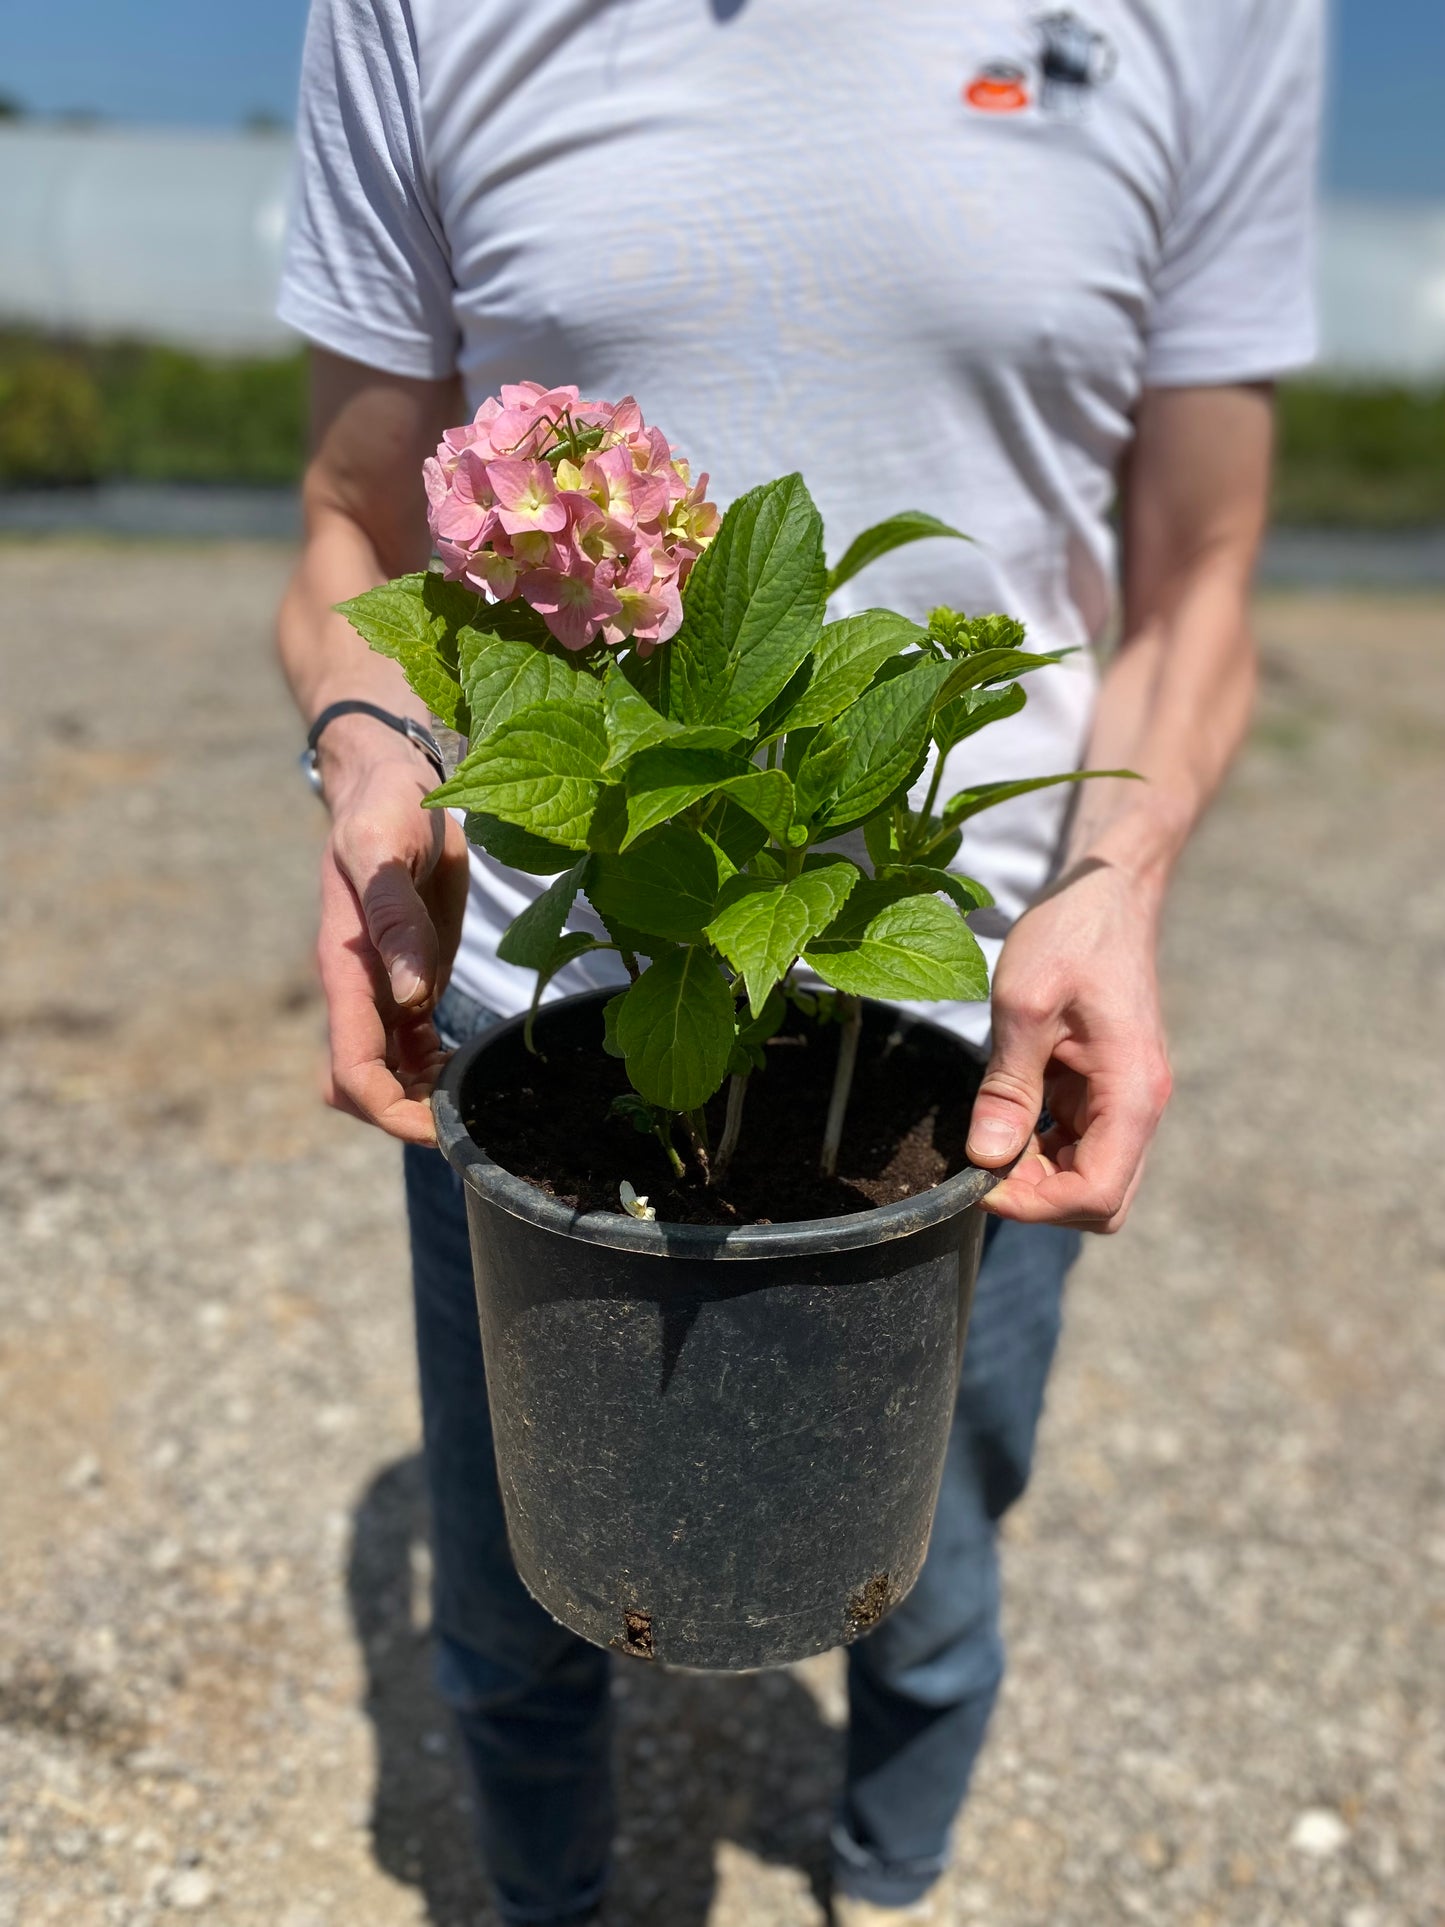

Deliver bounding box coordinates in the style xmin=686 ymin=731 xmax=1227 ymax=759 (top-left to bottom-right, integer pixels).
xmin=301 ymin=700 xmax=447 ymax=794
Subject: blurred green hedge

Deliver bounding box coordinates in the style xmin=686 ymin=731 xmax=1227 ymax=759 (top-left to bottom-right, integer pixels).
xmin=0 ymin=333 xmax=306 ymax=487
xmin=1 ymin=331 xmax=1443 ymax=527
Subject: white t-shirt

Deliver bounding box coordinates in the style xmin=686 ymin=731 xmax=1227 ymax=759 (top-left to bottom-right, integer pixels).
xmin=280 ymin=0 xmax=1321 ymax=1043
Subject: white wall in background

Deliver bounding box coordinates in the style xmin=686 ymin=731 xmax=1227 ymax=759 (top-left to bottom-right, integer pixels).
xmin=0 ymin=126 xmax=294 ymax=355
xmin=2 ymin=126 xmax=1444 ymax=379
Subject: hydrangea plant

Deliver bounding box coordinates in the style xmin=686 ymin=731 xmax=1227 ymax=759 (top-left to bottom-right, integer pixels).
xmin=340 ymin=385 xmax=1126 ymax=1191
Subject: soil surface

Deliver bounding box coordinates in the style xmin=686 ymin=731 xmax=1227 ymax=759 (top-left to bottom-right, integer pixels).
xmin=465 ymin=1005 xmax=978 ymax=1224
xmin=2 ymin=545 xmax=1443 ymax=1927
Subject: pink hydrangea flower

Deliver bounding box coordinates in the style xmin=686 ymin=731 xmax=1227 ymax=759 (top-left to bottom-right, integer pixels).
xmin=424 ymin=388 xmax=718 ymax=651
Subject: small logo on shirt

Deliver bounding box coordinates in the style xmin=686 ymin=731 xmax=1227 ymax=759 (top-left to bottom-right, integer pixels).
xmin=962 ymin=10 xmax=1117 ymax=121
xmin=964 ymin=63 xmax=1031 ymax=114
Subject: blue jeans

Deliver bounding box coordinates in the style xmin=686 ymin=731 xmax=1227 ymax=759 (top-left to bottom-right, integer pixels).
xmin=405 ymin=987 xmax=1079 ymax=1920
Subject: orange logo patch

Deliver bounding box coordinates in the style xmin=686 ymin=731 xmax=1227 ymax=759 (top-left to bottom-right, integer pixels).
xmin=963 ymin=63 xmax=1031 ymax=114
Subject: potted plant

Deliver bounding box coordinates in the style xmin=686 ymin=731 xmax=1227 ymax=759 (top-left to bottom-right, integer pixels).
xmin=340 ymin=384 xmax=1124 ymax=1669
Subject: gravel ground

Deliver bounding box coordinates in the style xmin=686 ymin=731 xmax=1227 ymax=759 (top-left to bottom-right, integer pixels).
xmin=1 ymin=541 xmax=1441 ymax=1927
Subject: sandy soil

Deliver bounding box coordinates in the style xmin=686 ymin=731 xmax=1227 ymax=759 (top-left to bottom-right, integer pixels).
xmin=1 ymin=543 xmax=1441 ymax=1927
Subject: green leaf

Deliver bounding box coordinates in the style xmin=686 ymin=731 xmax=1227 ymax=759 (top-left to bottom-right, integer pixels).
xmin=463 ymin=811 xmax=575 ymax=876
xmin=704 ymin=860 xmax=859 ymax=1016
xmin=875 ymin=864 xmax=995 ymax=912
xmin=708 ymin=798 xmax=771 ymax=869
xmin=623 ymin=745 xmax=753 ymax=843
xmin=931 ymin=681 xmax=1027 ymax=758
xmin=601 ymin=991 xmax=627 ymax=1057
xmin=667 ymin=473 xmax=827 ymax=730
xmin=496 ymin=858 xmax=591 ymax=968
xmin=705 ymin=878 xmax=812 ymax=1017
xmin=790 ymin=735 xmax=849 ymax=823
xmin=804 ymin=883 xmax=990 ymax=1003
xmin=621 ymin=747 xmax=795 ymax=849
xmin=737 ymin=985 xmax=787 ymax=1047
xmin=427 ymin=700 xmax=610 ymax=849
xmin=801 ymin=655 xmax=956 ymax=836
xmin=614 ymin=949 xmax=737 ymax=1110
xmin=717 ymin=767 xmax=796 ymax=844
xmin=825 ymin=511 xmax=971 ymax=596
xmin=588 ymin=826 xmax=731 ymax=944
xmin=602 ymin=670 xmax=679 ymax=770
xmin=942 ymin=769 xmax=1138 ymax=828
xmin=584 ymin=782 xmax=629 ymax=854
xmin=942 ymin=646 xmax=1072 ymax=693
xmin=786 ymin=610 xmax=927 ymax=731
xmin=460 ymin=632 xmax=597 ymax=741
xmin=795 ymin=856 xmax=863 ymax=925
xmin=523 ymin=931 xmax=606 ymax=1050
xmin=336 ymin=574 xmax=470 ymax=730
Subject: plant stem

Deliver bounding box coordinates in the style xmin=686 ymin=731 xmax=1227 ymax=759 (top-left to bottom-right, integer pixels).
xmin=820 ymin=994 xmax=862 ymax=1178
xmin=713 ymin=1073 xmax=749 ymax=1182
xmin=654 ymin=1120 xmax=686 ymax=1180
xmin=682 ymin=1109 xmax=712 ymax=1183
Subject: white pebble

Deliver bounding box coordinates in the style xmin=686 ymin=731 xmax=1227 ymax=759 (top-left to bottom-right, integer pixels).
xmin=162 ymin=1866 xmax=216 ymax=1909
xmin=1289 ymin=1807 xmax=1349 ymax=1857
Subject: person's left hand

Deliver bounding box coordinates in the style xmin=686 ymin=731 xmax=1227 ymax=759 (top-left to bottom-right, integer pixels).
xmin=964 ymin=862 xmax=1173 ymax=1233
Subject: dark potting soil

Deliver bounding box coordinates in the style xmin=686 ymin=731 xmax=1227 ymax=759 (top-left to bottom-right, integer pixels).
xmin=464 ymin=1008 xmax=980 ymax=1227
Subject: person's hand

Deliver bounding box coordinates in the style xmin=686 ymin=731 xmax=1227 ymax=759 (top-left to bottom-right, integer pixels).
xmin=965 ymin=861 xmax=1173 ymax=1233
xmin=315 ymin=718 xmax=471 ymax=1144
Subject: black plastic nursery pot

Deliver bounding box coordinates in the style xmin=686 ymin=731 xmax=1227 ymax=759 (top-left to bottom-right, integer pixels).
xmin=432 ymin=988 xmax=1000 ymax=1672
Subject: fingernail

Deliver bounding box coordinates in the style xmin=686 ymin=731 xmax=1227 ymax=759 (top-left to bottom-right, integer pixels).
xmin=968 ymin=1118 xmax=1016 ymax=1160
xmin=390 ymin=959 xmax=425 ymax=1005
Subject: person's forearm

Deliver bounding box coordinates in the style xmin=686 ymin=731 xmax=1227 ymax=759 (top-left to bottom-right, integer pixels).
xmin=276 ymin=490 xmax=439 ymax=802
xmin=1064 ymin=553 xmax=1258 ymax=909
xmin=277 ymin=495 xmax=428 ymax=727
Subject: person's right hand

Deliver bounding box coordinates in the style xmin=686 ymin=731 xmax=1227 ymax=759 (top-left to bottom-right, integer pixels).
xmin=314 ymin=718 xmax=471 ymax=1144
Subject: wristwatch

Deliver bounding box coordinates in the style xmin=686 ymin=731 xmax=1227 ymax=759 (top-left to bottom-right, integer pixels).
xmin=300 ymin=700 xmax=447 ymax=796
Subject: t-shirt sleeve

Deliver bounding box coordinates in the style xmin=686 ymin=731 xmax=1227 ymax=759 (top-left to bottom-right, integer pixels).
xmin=1143 ymin=0 xmax=1324 ymax=387
xmin=277 ymin=0 xmax=457 ymax=379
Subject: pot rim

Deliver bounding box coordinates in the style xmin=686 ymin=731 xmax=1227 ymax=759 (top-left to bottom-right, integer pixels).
xmin=432 ymin=988 xmax=1003 ymax=1262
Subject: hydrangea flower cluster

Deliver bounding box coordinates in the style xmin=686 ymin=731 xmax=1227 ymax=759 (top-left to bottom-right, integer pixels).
xmin=424 ymin=383 xmax=720 ymax=653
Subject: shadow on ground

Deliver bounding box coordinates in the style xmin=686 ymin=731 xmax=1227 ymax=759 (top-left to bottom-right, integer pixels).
xmin=348 ymin=1457 xmax=842 ymax=1925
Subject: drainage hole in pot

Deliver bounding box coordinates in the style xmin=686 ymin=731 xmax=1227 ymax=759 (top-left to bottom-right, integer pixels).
xmin=618 ymin=1610 xmax=654 ymax=1659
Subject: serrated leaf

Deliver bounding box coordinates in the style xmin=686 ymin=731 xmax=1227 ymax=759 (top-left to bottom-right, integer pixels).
xmin=795 ymin=856 xmax=862 ymax=925
xmin=708 ymin=798 xmax=771 ymax=868
xmin=931 ymin=681 xmax=1027 ymax=757
xmin=601 ymin=991 xmax=627 ymax=1057
xmin=737 ymin=985 xmax=787 ymax=1047
xmin=602 ymin=670 xmax=679 ymax=770
xmin=459 ymin=631 xmax=598 ymax=741
xmin=801 ymin=655 xmax=956 ymax=835
xmin=875 ymin=864 xmax=995 ymax=912
xmin=614 ymin=949 xmax=736 ymax=1110
xmin=622 ymin=745 xmax=753 ymax=843
xmin=717 ymin=767 xmax=795 ymax=843
xmin=523 ymin=931 xmax=606 ymax=1048
xmin=704 ymin=860 xmax=859 ymax=1016
xmin=621 ymin=748 xmax=795 ymax=849
xmin=336 ymin=574 xmax=470 ymax=730
xmin=942 ymin=646 xmax=1072 ymax=693
xmin=463 ymin=811 xmax=575 ymax=876
xmin=825 ymin=511 xmax=971 ymax=596
xmin=942 ymin=769 xmax=1137 ymax=828
xmin=427 ymin=700 xmax=609 ymax=849
xmin=791 ymin=735 xmax=849 ymax=822
xmin=804 ymin=884 xmax=989 ymax=1003
xmin=588 ymin=826 xmax=731 ymax=944
xmin=668 ymin=473 xmax=827 ymax=729
xmin=786 ymin=610 xmax=927 ymax=731
xmin=584 ymin=782 xmax=629 ymax=854
xmin=496 ymin=857 xmax=591 ymax=968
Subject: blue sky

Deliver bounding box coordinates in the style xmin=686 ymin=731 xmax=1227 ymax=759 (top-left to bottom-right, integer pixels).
xmin=1 ymin=0 xmax=1441 ymax=198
